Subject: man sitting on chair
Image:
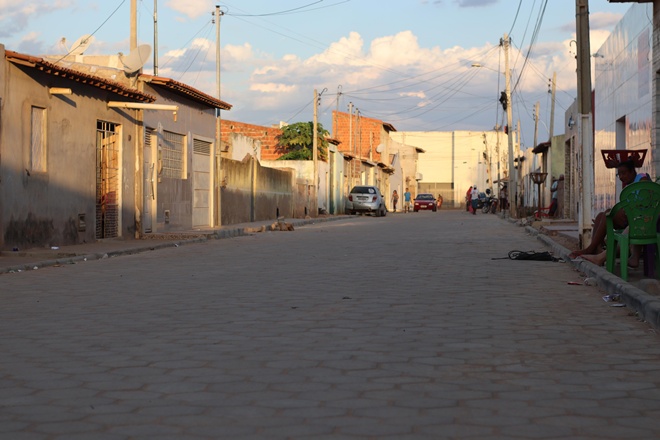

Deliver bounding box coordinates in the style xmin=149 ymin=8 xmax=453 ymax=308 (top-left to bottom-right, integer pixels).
xmin=569 ymin=160 xmax=650 ymax=266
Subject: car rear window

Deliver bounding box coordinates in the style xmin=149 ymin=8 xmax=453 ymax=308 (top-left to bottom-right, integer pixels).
xmin=416 ymin=194 xmax=434 ymax=200
xmin=351 ymin=186 xmax=376 ymax=194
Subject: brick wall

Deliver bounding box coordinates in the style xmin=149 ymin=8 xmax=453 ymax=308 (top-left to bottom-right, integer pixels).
xmin=332 ymin=111 xmax=385 ymax=163
xmin=221 ymin=120 xmax=282 ymax=160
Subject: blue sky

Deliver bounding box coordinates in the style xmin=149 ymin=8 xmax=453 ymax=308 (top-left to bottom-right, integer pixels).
xmin=1 ymin=0 xmax=633 ymax=147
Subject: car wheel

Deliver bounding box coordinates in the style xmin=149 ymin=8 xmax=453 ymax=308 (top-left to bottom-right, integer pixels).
xmin=375 ymin=207 xmax=382 ymax=217
xmin=433 ymin=207 xmax=437 ymax=212
xmin=382 ymin=207 xmax=387 ymax=217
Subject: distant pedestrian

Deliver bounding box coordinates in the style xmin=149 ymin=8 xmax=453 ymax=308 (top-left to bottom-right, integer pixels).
xmin=437 ymin=194 xmax=443 ymax=210
xmin=499 ymin=186 xmax=508 ymax=212
xmin=549 ymin=175 xmax=562 ymax=217
xmin=404 ymin=188 xmax=412 ymax=213
xmin=466 ymin=186 xmax=472 ymax=212
xmin=392 ymin=190 xmax=399 ymax=212
xmin=470 ymin=186 xmax=479 ymax=215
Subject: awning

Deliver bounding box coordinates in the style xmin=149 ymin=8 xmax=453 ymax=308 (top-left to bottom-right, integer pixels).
xmin=532 ymin=141 xmax=551 ymax=154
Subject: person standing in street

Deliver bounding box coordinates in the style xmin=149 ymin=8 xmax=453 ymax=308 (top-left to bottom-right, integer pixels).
xmin=499 ymin=186 xmax=508 ymax=212
xmin=549 ymin=175 xmax=563 ymax=217
xmin=404 ymin=188 xmax=412 ymax=213
xmin=466 ymin=186 xmax=472 ymax=212
xmin=471 ymin=185 xmax=479 ymax=215
xmin=392 ymin=190 xmax=399 ymax=212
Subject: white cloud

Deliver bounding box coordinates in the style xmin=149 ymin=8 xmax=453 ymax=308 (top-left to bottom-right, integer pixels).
xmin=313 ymin=32 xmax=366 ymax=66
xmin=401 ymin=91 xmax=427 ymax=99
xmin=250 ymin=83 xmax=297 ymax=93
xmin=0 ymin=0 xmax=73 ymax=39
xmin=165 ymin=0 xmax=212 ymax=19
xmin=224 ymin=43 xmax=254 ymax=63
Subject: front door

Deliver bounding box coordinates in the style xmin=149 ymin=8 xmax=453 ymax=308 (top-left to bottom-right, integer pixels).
xmin=192 ymin=138 xmax=212 ymax=228
xmin=143 ymin=129 xmax=155 ymax=233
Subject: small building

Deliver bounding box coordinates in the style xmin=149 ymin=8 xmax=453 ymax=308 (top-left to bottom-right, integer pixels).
xmin=0 ymin=46 xmax=155 ymax=249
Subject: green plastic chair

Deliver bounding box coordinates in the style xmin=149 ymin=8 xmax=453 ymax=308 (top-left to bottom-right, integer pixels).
xmin=605 ymin=181 xmax=660 ymax=281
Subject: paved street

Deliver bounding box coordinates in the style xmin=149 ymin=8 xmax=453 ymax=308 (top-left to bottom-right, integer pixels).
xmin=2 ymin=210 xmax=660 ymax=439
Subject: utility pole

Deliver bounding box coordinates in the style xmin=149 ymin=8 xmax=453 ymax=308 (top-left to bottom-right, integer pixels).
xmin=215 ymin=5 xmax=223 ymax=226
xmin=130 ymin=0 xmax=142 ymax=237
xmin=348 ymin=102 xmax=353 ymax=188
xmin=548 ymin=72 xmax=556 ymax=140
xmin=517 ymin=119 xmax=523 ymax=211
xmin=503 ymin=34 xmax=516 ymax=217
xmin=356 ymin=109 xmax=361 ymax=184
xmin=334 ymin=85 xmax=342 ymax=138
xmin=533 ymin=101 xmax=540 ymax=149
xmin=313 ymin=89 xmax=319 ymax=212
xmin=546 ymin=72 xmax=557 ymax=207
xmin=576 ymin=0 xmax=594 ymax=248
xmin=130 ymin=0 xmax=137 ymax=50
xmin=495 ymin=125 xmax=501 ymax=201
xmin=153 ymin=0 xmax=158 ymax=75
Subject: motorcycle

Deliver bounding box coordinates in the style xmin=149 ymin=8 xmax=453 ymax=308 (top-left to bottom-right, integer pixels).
xmin=481 ymin=195 xmax=498 ymax=214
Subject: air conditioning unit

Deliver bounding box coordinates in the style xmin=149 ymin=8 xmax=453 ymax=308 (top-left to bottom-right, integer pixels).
xmin=415 ymin=173 xmax=423 ymax=181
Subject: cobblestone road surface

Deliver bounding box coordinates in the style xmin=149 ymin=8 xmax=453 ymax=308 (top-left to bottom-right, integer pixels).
xmin=2 ymin=211 xmax=660 ymax=439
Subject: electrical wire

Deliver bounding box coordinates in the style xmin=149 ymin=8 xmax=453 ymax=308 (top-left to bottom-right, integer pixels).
xmin=54 ymin=0 xmax=126 ymax=64
xmin=158 ymin=21 xmax=214 ymax=71
xmin=507 ymin=0 xmax=524 ymax=38
xmin=228 ymin=1 xmax=351 ymax=17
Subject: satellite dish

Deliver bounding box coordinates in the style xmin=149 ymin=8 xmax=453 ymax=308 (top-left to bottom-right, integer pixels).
xmin=120 ymin=44 xmax=151 ymax=74
xmin=376 ymin=143 xmax=385 ymax=153
xmin=67 ymin=34 xmax=95 ymax=55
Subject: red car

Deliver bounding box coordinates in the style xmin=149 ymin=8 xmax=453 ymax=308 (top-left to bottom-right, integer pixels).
xmin=413 ymin=193 xmax=437 ymax=212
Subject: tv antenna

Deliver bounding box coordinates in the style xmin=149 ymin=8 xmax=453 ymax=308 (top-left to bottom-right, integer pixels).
xmin=120 ymin=44 xmax=151 ymax=74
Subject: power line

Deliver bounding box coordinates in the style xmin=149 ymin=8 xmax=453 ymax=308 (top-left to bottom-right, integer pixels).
xmin=54 ymin=0 xmax=126 ymax=64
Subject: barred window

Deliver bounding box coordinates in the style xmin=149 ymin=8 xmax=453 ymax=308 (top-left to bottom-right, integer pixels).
xmin=161 ymin=130 xmax=186 ymax=179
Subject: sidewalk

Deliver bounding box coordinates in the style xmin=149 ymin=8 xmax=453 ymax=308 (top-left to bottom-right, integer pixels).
xmin=0 ymin=216 xmax=347 ymax=275
xmin=522 ymin=216 xmax=660 ymax=331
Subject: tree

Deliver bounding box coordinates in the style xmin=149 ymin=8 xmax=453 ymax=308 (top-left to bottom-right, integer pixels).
xmin=275 ymin=121 xmax=329 ymax=161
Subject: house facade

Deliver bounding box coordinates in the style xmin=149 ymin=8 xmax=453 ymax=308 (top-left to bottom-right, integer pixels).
xmin=0 ymin=46 xmax=154 ymax=249
xmin=592 ymin=3 xmax=655 ymax=213
xmin=139 ymin=75 xmax=231 ymax=232
xmin=332 ymin=111 xmax=396 ymax=206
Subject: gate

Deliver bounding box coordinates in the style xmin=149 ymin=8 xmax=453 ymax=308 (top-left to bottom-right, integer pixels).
xmin=192 ymin=138 xmax=212 ymax=228
xmin=96 ymin=121 xmax=120 ymax=239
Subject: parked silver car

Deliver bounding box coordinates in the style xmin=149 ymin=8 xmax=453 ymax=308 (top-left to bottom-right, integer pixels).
xmin=346 ymin=185 xmax=387 ymax=217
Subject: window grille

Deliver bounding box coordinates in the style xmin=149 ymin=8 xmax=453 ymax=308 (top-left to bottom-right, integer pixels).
xmin=162 ymin=130 xmax=185 ymax=179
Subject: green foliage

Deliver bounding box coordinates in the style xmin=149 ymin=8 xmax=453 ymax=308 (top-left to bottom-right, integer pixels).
xmin=278 ymin=149 xmax=312 ymax=160
xmin=276 ymin=121 xmax=329 ymax=161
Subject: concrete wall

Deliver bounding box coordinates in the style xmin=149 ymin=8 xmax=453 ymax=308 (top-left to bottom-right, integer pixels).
xmin=0 ymin=45 xmax=139 ymax=249
xmin=221 ymin=157 xmax=295 ymax=225
xmin=228 ymin=133 xmax=261 ymax=162
xmin=262 ymin=159 xmax=318 ymax=217
xmin=594 ymin=4 xmax=654 ymax=213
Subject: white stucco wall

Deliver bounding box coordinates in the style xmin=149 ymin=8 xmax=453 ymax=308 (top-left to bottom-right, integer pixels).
xmin=391 ymin=130 xmax=508 ymax=207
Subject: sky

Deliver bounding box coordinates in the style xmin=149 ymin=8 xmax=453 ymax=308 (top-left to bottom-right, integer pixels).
xmin=0 ymin=0 xmax=635 ymax=148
